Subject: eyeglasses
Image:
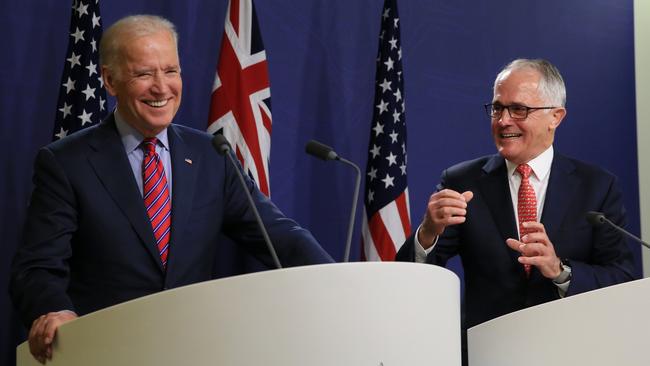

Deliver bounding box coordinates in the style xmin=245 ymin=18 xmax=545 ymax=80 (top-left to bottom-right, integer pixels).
xmin=484 ymin=103 xmax=557 ymax=120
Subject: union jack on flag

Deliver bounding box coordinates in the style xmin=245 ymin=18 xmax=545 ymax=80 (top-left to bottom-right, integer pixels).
xmin=53 ymin=0 xmax=107 ymax=141
xmin=361 ymin=0 xmax=411 ymax=261
xmin=208 ymin=0 xmax=272 ymax=196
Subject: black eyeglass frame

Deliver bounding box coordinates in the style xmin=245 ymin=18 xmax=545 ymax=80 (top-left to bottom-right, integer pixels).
xmin=484 ymin=103 xmax=557 ymax=120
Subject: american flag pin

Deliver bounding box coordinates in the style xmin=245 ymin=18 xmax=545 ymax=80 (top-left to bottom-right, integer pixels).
xmin=184 ymin=158 xmax=193 ymax=165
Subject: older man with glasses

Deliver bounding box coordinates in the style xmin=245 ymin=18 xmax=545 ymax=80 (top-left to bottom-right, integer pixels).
xmin=396 ymin=58 xmax=636 ymax=356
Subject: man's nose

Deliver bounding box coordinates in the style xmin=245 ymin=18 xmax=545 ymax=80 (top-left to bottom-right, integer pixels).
xmin=496 ymin=109 xmax=515 ymax=125
xmin=150 ymin=73 xmax=169 ymax=94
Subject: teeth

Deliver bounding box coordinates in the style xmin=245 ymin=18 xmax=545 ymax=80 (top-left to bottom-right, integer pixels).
xmin=501 ymin=133 xmax=521 ymax=138
xmin=146 ymin=100 xmax=168 ymax=107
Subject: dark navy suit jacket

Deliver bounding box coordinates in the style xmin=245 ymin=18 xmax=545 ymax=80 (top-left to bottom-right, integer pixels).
xmin=396 ymin=153 xmax=636 ymax=328
xmin=11 ymin=115 xmax=333 ymax=326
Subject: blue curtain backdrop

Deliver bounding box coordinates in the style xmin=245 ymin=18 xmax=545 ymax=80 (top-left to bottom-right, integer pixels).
xmin=1 ymin=1 xmax=640 ymax=364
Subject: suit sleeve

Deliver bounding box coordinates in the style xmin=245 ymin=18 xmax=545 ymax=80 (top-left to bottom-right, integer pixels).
xmin=10 ymin=148 xmax=77 ymax=327
xmin=566 ymin=175 xmax=637 ymax=295
xmin=219 ymin=151 xmax=333 ymax=267
xmin=395 ymin=168 xmax=461 ymax=266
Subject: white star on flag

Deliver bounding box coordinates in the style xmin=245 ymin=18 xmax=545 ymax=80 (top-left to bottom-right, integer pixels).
xmin=392 ymin=109 xmax=401 ymax=123
xmin=370 ymin=144 xmax=381 ymax=158
xmin=367 ymin=167 xmax=378 ymax=181
xmin=376 ymin=99 xmax=388 ymax=114
xmin=373 ymin=122 xmax=384 ymax=136
xmin=76 ymin=2 xmax=89 ymax=17
xmin=86 ymin=61 xmax=97 ymax=76
xmin=59 ymin=103 xmax=72 ymax=119
xmin=92 ymin=13 xmax=101 ymax=28
xmin=389 ymin=130 xmax=399 ymax=143
xmin=71 ymin=27 xmax=85 ymax=43
xmin=385 ymin=152 xmax=397 ymax=166
xmin=63 ymin=78 xmax=76 ymax=94
xmin=393 ymin=88 xmax=402 ymax=101
xmin=82 ymin=84 xmax=96 ymax=100
xmin=54 ymin=127 xmax=68 ymax=140
xmin=381 ymin=173 xmax=395 ymax=188
xmin=67 ymin=53 xmax=81 ymax=69
xmin=379 ymin=79 xmax=392 ymax=93
xmin=384 ymin=57 xmax=394 ymax=71
xmin=389 ymin=37 xmax=398 ymax=49
xmin=78 ymin=109 xmax=93 ymax=125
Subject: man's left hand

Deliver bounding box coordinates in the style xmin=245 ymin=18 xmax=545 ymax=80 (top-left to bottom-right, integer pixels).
xmin=506 ymin=221 xmax=562 ymax=279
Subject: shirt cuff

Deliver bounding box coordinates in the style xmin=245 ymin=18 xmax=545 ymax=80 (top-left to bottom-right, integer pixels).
xmin=554 ymin=280 xmax=570 ymax=298
xmin=414 ymin=225 xmax=438 ymax=263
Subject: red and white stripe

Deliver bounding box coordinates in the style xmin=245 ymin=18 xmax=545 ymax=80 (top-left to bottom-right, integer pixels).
xmin=362 ymin=189 xmax=411 ymax=261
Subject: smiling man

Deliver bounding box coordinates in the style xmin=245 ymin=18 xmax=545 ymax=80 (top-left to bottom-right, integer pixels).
xmin=10 ymin=15 xmax=332 ymax=364
xmin=396 ymin=59 xmax=636 ymax=341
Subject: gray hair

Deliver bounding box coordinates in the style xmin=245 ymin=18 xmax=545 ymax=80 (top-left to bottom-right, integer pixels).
xmin=494 ymin=59 xmax=566 ymax=107
xmin=99 ymin=15 xmax=179 ymax=74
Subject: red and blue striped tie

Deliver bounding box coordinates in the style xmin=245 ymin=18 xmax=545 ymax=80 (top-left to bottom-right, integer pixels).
xmin=142 ymin=138 xmax=171 ymax=268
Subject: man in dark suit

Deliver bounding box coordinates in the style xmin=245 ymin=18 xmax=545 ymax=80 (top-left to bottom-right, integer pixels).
xmin=396 ymin=59 xmax=636 ymax=329
xmin=10 ymin=15 xmax=332 ymax=364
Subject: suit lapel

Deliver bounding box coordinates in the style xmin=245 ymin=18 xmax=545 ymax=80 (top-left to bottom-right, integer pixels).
xmin=478 ymin=155 xmax=519 ymax=242
xmin=540 ymin=154 xmax=578 ymax=240
xmin=165 ymin=125 xmax=200 ymax=274
xmin=86 ymin=116 xmax=163 ymax=270
xmin=477 ymin=155 xmax=522 ymax=269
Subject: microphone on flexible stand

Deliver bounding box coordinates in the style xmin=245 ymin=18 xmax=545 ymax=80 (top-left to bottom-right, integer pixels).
xmin=586 ymin=211 xmax=650 ymax=250
xmin=212 ymin=134 xmax=282 ymax=269
xmin=305 ymin=140 xmax=361 ymax=262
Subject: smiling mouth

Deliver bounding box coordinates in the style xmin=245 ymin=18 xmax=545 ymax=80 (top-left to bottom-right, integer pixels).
xmin=500 ymin=132 xmax=522 ymax=139
xmin=144 ymin=99 xmax=169 ymax=108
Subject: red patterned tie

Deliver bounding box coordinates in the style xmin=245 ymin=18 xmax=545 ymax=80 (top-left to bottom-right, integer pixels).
xmin=516 ymin=164 xmax=536 ymax=277
xmin=142 ymin=138 xmax=171 ymax=268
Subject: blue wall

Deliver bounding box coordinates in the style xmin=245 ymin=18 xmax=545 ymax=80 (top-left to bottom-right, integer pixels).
xmin=1 ymin=1 xmax=639 ymax=364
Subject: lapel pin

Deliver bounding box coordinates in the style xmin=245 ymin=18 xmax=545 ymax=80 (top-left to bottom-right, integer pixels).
xmin=184 ymin=158 xmax=193 ymax=165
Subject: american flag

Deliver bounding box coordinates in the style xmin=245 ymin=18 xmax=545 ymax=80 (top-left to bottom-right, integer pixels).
xmin=53 ymin=0 xmax=107 ymax=141
xmin=361 ymin=0 xmax=411 ymax=261
xmin=208 ymin=0 xmax=272 ymax=196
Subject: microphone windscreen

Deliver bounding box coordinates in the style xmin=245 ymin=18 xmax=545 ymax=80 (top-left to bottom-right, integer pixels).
xmin=305 ymin=140 xmax=337 ymax=161
xmin=586 ymin=211 xmax=605 ymax=226
xmin=212 ymin=134 xmax=231 ymax=155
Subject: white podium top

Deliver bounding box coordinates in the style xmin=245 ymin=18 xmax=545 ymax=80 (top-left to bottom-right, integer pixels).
xmin=468 ymin=277 xmax=650 ymax=366
xmin=18 ymin=262 xmax=461 ymax=366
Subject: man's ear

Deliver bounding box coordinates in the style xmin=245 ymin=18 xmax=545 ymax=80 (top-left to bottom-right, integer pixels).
xmin=102 ymin=65 xmax=118 ymax=96
xmin=549 ymin=107 xmax=566 ymax=131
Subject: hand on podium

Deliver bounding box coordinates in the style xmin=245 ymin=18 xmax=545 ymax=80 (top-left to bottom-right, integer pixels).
xmin=29 ymin=310 xmax=77 ymax=364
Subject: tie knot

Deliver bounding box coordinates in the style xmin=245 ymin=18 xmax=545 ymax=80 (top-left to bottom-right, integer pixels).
xmin=516 ymin=164 xmax=532 ymax=179
xmin=142 ymin=138 xmax=158 ymax=156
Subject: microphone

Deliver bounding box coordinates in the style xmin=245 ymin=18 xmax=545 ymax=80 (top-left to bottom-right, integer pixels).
xmin=586 ymin=211 xmax=650 ymax=250
xmin=212 ymin=134 xmax=282 ymax=269
xmin=305 ymin=140 xmax=338 ymax=161
xmin=305 ymin=140 xmax=361 ymax=262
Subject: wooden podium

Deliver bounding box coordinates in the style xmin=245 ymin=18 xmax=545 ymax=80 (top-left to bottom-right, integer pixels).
xmin=468 ymin=277 xmax=650 ymax=366
xmin=17 ymin=262 xmax=461 ymax=366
